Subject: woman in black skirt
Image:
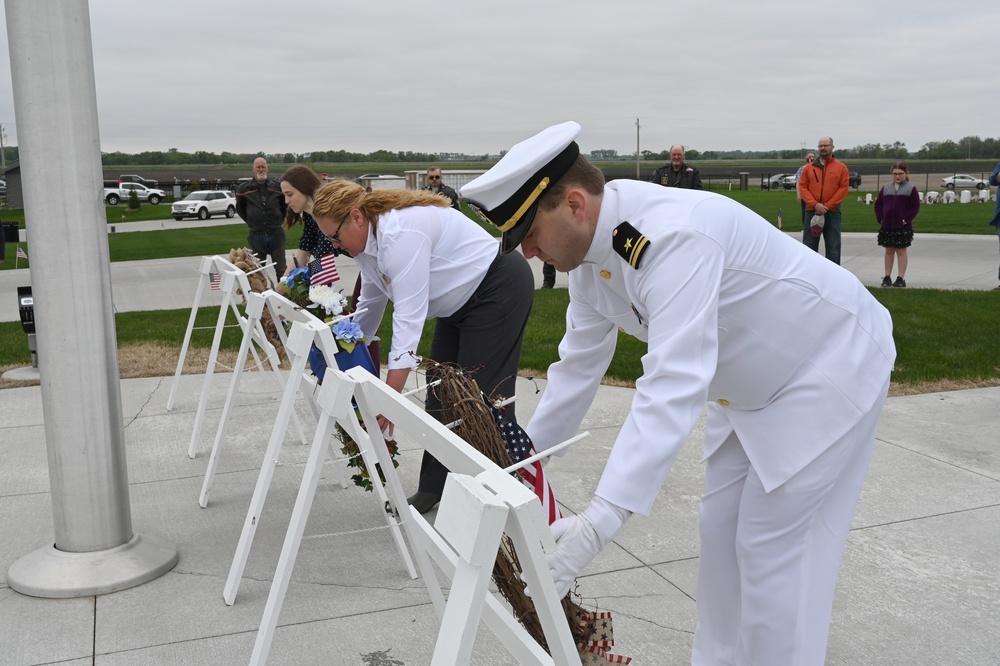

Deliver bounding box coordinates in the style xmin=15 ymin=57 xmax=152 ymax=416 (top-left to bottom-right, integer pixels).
xmin=874 ymin=161 xmax=921 ymax=288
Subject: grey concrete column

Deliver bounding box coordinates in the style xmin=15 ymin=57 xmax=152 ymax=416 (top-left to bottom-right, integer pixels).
xmin=4 ymin=0 xmax=177 ymax=597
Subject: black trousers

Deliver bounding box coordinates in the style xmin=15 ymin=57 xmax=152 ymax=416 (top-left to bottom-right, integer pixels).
xmin=417 ymin=250 xmax=534 ymax=494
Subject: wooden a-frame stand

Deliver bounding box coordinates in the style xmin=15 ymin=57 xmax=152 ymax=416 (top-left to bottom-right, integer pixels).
xmin=165 ymin=255 xmax=305 ymax=461
xmin=219 ymin=296 xmax=417 ymax=612
xmin=246 ymin=368 xmax=583 ymax=665
xmin=197 ymin=289 xmax=329 ymax=509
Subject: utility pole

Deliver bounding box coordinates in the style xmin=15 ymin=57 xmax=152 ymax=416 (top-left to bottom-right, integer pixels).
xmin=1 ymin=124 xmax=7 ymax=172
xmin=635 ymin=117 xmax=640 ymax=180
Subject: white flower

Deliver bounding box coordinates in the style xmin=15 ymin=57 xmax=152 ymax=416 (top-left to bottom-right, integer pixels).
xmin=309 ymin=285 xmax=348 ymax=317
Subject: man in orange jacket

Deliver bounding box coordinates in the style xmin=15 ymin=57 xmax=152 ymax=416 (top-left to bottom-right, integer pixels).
xmin=798 ymin=136 xmax=849 ymax=264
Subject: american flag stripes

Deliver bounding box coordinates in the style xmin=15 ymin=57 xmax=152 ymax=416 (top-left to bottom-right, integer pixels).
xmin=573 ymin=608 xmax=632 ymax=664
xmin=308 ymin=253 xmax=340 ymax=285
xmin=209 ymin=272 xmax=221 ymax=290
xmin=486 ymin=399 xmax=561 ymax=525
xmin=16 ymin=245 xmax=27 ymax=260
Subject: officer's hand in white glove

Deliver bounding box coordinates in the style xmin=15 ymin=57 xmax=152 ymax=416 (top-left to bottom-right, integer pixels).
xmin=541 ymin=496 xmax=631 ymax=599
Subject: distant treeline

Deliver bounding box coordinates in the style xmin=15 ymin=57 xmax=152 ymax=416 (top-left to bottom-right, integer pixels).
xmin=1 ymin=135 xmax=998 ymax=168
xmin=597 ymin=136 xmax=1000 ymax=162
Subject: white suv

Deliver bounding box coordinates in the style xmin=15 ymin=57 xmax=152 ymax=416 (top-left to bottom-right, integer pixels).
xmin=172 ymin=190 xmax=237 ymax=220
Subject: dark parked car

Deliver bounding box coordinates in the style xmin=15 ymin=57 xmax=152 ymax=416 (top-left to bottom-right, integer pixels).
xmin=118 ymin=174 xmax=159 ymax=188
xmin=849 ymin=172 xmax=862 ymax=189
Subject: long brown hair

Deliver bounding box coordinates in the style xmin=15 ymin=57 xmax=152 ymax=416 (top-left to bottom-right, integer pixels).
xmin=312 ymin=180 xmax=451 ymax=231
xmin=280 ymin=165 xmax=322 ymax=228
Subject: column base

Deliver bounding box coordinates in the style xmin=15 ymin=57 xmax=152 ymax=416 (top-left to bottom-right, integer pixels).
xmin=7 ymin=533 xmax=178 ymax=598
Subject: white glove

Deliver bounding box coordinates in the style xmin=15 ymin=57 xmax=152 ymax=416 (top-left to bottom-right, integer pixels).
xmin=540 ymin=496 xmax=631 ymax=598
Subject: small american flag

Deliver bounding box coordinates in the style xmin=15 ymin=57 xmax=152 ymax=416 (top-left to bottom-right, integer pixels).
xmin=16 ymin=245 xmax=27 ymax=260
xmin=574 ymin=608 xmax=632 ymax=664
xmin=209 ymin=272 xmax=221 ymax=290
xmin=486 ymin=399 xmax=561 ymax=525
xmin=308 ymin=253 xmax=340 ymax=286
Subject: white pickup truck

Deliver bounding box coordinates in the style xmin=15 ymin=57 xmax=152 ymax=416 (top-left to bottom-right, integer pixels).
xmin=102 ymin=182 xmax=167 ymax=205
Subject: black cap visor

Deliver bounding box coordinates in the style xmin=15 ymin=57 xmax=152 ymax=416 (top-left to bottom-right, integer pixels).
xmin=500 ymin=204 xmax=538 ymax=254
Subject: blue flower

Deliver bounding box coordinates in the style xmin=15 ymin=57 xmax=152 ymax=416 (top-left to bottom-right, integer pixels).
xmin=332 ymin=319 xmax=364 ymax=344
xmin=284 ymin=265 xmax=310 ymax=287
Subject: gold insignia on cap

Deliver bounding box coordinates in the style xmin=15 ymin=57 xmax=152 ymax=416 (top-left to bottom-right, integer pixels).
xmin=497 ymin=177 xmax=550 ymax=232
xmin=612 ymin=221 xmax=650 ymax=269
xmin=600 ymin=270 xmax=611 ymax=279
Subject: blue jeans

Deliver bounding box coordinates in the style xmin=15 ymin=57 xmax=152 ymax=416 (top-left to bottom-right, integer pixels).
xmin=995 ymin=224 xmax=1000 ymax=281
xmin=802 ymin=210 xmax=842 ymax=265
xmin=247 ymin=227 xmax=287 ymax=277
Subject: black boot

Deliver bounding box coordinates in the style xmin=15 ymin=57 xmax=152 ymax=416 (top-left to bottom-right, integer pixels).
xmin=407 ymin=491 xmax=442 ymax=514
xmin=541 ymin=262 xmax=555 ymax=289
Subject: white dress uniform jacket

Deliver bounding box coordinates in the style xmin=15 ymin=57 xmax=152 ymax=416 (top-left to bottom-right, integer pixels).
xmin=526 ymin=180 xmax=895 ymax=516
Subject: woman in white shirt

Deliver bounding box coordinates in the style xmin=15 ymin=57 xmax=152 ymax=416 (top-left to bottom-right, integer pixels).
xmin=311 ymin=180 xmax=534 ymax=513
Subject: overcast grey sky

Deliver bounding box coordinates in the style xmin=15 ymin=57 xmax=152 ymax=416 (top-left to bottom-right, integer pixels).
xmin=1 ymin=1 xmax=996 ymax=157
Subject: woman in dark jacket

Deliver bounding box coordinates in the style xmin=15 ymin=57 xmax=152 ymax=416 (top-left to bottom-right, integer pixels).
xmin=874 ymin=161 xmax=920 ymax=288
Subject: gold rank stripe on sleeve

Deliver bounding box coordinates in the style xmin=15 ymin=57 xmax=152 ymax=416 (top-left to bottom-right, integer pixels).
xmin=612 ymin=221 xmax=651 ymax=269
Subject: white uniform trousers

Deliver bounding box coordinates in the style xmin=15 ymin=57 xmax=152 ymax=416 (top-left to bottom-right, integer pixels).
xmin=691 ymin=380 xmax=888 ymax=666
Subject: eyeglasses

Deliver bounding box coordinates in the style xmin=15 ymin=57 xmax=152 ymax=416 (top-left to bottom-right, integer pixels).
xmin=806 ymin=157 xmax=815 ymax=162
xmin=329 ymin=213 xmax=349 ymax=243
xmin=428 ymin=175 xmax=441 ymax=180
xmin=891 ymin=172 xmax=906 ymax=176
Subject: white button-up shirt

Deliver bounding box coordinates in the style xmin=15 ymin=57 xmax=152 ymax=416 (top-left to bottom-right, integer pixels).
xmin=352 ymin=205 xmax=499 ymax=370
xmin=526 ymin=181 xmax=895 ymax=515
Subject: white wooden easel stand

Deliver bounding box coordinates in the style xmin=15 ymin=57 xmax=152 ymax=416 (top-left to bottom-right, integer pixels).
xmin=247 ymin=366 xmax=418 ymax=665
xmin=197 ymin=289 xmax=323 ymax=509
xmin=349 ymin=370 xmax=582 ymax=666
xmin=167 ymin=255 xmax=275 ymax=416
xmin=222 ymin=317 xmax=416 ymax=608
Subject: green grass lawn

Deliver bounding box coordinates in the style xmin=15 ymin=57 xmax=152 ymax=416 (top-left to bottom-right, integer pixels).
xmin=716 ymin=188 xmax=998 ymax=234
xmin=3 ymin=287 xmax=997 ymax=392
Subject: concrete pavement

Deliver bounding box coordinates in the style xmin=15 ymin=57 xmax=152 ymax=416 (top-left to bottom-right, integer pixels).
xmin=1 ymin=372 xmax=998 ymax=664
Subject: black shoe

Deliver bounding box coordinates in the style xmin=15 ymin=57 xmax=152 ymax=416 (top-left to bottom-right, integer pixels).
xmin=407 ymin=491 xmax=441 ymax=514
xmin=881 ymin=275 xmax=892 ymax=287
xmin=542 ymin=262 xmax=555 ymax=289
xmin=894 ymin=276 xmax=906 ymax=288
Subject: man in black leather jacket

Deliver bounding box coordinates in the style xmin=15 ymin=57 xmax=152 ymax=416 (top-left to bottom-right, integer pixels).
xmin=651 ymin=144 xmax=703 ymax=190
xmin=421 ymin=167 xmax=460 ymax=209
xmin=236 ymin=157 xmax=288 ymax=277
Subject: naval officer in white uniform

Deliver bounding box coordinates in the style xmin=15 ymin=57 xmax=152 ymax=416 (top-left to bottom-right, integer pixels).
xmin=461 ymin=121 xmax=896 ymax=665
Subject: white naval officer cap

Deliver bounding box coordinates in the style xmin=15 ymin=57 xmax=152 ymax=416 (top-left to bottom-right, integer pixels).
xmin=460 ymin=121 xmax=581 ymax=254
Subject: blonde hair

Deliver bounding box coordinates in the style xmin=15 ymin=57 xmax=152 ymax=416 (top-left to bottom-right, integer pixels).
xmin=312 ymin=180 xmax=451 ymax=228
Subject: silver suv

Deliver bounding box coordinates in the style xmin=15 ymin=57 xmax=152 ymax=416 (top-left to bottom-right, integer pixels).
xmin=172 ymin=190 xmax=237 ymax=220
